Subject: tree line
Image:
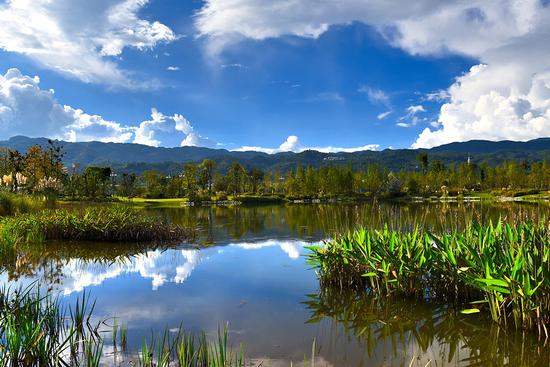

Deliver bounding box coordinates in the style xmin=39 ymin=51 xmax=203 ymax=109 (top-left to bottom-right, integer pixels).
xmin=1 ymin=143 xmax=550 ymax=200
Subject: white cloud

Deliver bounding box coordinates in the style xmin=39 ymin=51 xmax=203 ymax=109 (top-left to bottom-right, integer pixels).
xmin=167 ymin=66 xmax=180 ymax=71
xmin=196 ymin=0 xmax=550 ymax=147
xmin=358 ymin=85 xmax=390 ymax=106
xmin=377 ymin=111 xmax=392 ymax=120
xmin=397 ymin=105 xmax=429 ymax=128
xmin=305 ymin=92 xmax=345 ymax=103
xmin=220 ymin=63 xmax=247 ymax=69
xmin=0 ymin=68 xmax=215 ymax=147
xmin=134 ymin=108 xmax=217 ymax=148
xmin=279 ymin=135 xmax=300 ymax=151
xmin=407 ymin=105 xmax=425 ymax=114
xmin=236 ymin=135 xmax=378 ymax=154
xmin=424 ymin=90 xmax=451 ymax=102
xmin=0 ymin=0 xmax=176 ymax=87
xmin=0 ymin=68 xmax=134 ymax=142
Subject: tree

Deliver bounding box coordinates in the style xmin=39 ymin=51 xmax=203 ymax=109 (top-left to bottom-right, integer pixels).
xmin=84 ymin=166 xmax=112 ymax=198
xmin=143 ymin=170 xmax=166 ymax=198
xmin=199 ymin=159 xmax=216 ymax=195
xmin=417 ymin=152 xmax=429 ymax=174
xmin=227 ymin=162 xmax=246 ymax=196
xmin=249 ymin=168 xmax=264 ymax=194
xmin=182 ymin=163 xmax=199 ymax=198
xmin=118 ymin=173 xmax=137 ymax=197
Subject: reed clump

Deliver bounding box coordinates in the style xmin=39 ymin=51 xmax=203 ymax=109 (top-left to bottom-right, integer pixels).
xmin=306 ymin=220 xmax=550 ymax=337
xmin=131 ymin=324 xmax=245 ymax=367
xmin=0 ymin=207 xmax=192 ymax=245
xmin=0 ymin=283 xmax=101 ymax=366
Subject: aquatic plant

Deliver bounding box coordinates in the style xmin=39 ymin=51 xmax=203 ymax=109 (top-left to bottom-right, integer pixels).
xmin=306 ymin=220 xmax=550 ymax=337
xmin=133 ymin=324 xmax=245 ymax=367
xmin=0 ymin=206 xmax=192 ymax=245
xmin=0 ymin=282 xmax=101 ymax=366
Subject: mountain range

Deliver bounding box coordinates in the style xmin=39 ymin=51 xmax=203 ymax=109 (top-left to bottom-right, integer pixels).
xmin=1 ymin=135 xmax=549 ymax=174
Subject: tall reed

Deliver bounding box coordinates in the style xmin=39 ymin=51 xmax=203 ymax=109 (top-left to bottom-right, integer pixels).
xmin=134 ymin=324 xmax=245 ymax=367
xmin=306 ymin=220 xmax=550 ymax=337
xmin=0 ymin=282 xmax=102 ymax=366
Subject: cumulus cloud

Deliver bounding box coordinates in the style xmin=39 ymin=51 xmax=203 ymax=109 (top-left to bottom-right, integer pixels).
xmin=236 ymin=135 xmax=378 ymax=154
xmin=0 ymin=68 xmax=134 ymax=142
xmin=134 ymin=108 xmax=216 ymax=148
xmin=0 ymin=68 xmax=214 ymax=147
xmin=196 ymin=0 xmax=550 ymax=147
xmin=166 ymin=66 xmax=180 ymax=71
xmin=0 ymin=0 xmax=176 ymax=87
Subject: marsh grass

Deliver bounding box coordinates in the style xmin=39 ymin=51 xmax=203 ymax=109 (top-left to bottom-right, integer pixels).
xmin=0 ymin=192 xmax=42 ymax=216
xmin=0 ymin=207 xmax=192 ymax=245
xmin=0 ymin=282 xmax=102 ymax=366
xmin=0 ymin=283 xmax=246 ymax=366
xmin=307 ymin=220 xmax=550 ymax=337
xmin=133 ymin=324 xmax=245 ymax=367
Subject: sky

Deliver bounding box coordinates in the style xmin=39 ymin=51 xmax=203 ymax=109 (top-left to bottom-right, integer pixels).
xmin=0 ymin=0 xmax=549 ymax=153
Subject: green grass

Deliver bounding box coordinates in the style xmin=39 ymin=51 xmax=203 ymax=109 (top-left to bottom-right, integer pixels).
xmin=306 ymin=220 xmax=550 ymax=336
xmin=0 ymin=192 xmax=42 ymax=216
xmin=0 ymin=282 xmax=101 ymax=365
xmin=132 ymin=324 xmax=245 ymax=367
xmin=0 ymin=207 xmax=192 ymax=245
xmin=0 ymin=283 xmax=246 ymax=366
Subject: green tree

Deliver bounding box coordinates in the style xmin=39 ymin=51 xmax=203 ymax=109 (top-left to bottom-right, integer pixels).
xmin=182 ymin=163 xmax=199 ymax=198
xmin=227 ymin=162 xmax=246 ymax=196
xmin=199 ymin=159 xmax=216 ymax=195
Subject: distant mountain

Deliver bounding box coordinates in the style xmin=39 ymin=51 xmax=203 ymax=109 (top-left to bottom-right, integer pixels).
xmin=1 ymin=135 xmax=550 ymax=174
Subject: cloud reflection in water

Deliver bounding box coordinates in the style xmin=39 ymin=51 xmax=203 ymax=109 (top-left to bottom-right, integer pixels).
xmin=57 ymin=240 xmax=316 ymax=295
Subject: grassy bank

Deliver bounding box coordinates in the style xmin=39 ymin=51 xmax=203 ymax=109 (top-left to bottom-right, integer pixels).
xmin=0 ymin=192 xmax=43 ymax=216
xmin=306 ymin=221 xmax=550 ymax=336
xmin=0 ymin=207 xmax=192 ymax=245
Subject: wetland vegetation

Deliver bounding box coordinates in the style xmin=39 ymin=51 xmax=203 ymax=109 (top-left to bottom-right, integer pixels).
xmin=0 ymin=142 xmax=550 ymax=365
xmin=307 ymin=221 xmax=550 ymax=336
xmin=0 ymin=207 xmax=192 ymax=246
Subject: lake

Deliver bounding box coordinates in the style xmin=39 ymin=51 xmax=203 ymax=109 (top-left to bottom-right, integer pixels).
xmin=1 ymin=201 xmax=549 ymax=366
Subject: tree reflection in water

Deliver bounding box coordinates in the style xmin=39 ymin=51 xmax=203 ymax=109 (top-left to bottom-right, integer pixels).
xmin=304 ymin=287 xmax=549 ymax=366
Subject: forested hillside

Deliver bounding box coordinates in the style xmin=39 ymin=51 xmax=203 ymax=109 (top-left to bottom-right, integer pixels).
xmin=1 ymin=135 xmax=550 ymax=174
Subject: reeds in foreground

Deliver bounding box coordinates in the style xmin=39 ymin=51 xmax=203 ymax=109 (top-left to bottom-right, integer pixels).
xmin=306 ymin=220 xmax=550 ymax=337
xmin=0 ymin=282 xmax=101 ymax=366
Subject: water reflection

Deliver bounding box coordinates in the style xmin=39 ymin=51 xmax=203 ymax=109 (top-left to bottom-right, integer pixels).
xmin=0 ymin=240 xmax=314 ymax=294
xmin=305 ymin=288 xmax=550 ymax=366
xmin=1 ymin=202 xmax=549 ymax=366
xmin=153 ymin=201 xmax=549 ymax=245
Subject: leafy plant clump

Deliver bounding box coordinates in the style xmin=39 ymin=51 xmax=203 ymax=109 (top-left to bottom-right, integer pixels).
xmin=0 ymin=207 xmax=192 ymax=245
xmin=307 ymin=220 xmax=550 ymax=337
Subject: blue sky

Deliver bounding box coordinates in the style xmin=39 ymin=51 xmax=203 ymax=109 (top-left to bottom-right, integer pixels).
xmin=0 ymin=0 xmax=549 ymax=152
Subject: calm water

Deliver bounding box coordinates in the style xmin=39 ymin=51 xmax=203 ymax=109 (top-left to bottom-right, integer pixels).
xmin=1 ymin=201 xmax=549 ymax=366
